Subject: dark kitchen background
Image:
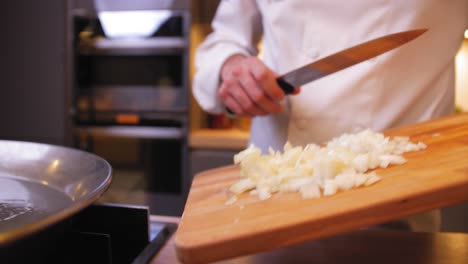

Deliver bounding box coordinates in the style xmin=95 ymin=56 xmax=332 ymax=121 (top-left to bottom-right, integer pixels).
xmin=0 ymin=0 xmax=467 ymax=233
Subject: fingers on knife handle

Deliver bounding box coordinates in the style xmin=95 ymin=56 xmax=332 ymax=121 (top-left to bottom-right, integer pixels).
xmin=225 ymin=107 xmax=236 ymax=117
xmin=276 ymin=78 xmax=296 ymax=95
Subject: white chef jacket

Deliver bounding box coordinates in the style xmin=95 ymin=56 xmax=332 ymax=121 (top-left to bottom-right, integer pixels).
xmin=192 ymin=0 xmax=468 ymax=232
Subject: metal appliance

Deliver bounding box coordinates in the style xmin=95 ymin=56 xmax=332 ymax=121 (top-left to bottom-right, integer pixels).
xmin=1 ymin=203 xmax=176 ymax=264
xmin=71 ymin=0 xmax=191 ymax=216
xmin=0 ymin=138 xmax=173 ymax=264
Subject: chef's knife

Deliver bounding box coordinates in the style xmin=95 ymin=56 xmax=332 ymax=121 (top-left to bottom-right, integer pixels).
xmin=276 ymin=29 xmax=427 ymax=94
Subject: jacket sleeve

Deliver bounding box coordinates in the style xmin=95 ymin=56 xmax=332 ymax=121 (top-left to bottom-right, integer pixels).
xmin=192 ymin=1 xmax=263 ymax=114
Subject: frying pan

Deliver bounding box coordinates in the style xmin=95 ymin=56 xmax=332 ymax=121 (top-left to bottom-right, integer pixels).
xmin=0 ymin=140 xmax=112 ymax=245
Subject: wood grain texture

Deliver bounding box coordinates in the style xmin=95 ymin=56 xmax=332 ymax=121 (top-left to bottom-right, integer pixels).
xmin=175 ymin=113 xmax=468 ymax=264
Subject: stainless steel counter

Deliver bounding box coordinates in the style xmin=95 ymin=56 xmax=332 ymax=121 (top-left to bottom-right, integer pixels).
xmin=150 ymin=218 xmax=468 ymax=264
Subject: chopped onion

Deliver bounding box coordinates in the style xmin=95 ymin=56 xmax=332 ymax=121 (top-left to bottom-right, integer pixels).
xmin=228 ymin=129 xmax=426 ymax=202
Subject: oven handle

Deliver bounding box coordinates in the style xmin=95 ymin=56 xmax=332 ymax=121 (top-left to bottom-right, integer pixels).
xmin=74 ymin=126 xmax=184 ymax=140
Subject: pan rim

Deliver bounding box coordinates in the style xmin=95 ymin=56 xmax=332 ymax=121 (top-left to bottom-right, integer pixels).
xmin=0 ymin=139 xmax=113 ymax=246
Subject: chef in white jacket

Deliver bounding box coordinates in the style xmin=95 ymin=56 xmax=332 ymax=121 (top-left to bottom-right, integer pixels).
xmin=192 ymin=1 xmax=468 ymax=232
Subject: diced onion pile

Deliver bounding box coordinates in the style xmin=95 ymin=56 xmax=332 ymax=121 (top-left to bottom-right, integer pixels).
xmin=228 ymin=129 xmax=426 ymax=202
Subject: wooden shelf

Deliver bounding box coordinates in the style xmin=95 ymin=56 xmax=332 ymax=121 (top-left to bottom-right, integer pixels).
xmin=189 ymin=129 xmax=249 ymax=150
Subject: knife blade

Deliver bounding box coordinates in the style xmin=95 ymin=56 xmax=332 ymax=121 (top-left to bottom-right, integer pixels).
xmin=276 ymin=29 xmax=427 ymax=94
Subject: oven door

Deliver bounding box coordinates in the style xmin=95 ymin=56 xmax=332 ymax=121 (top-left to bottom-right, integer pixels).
xmin=74 ymin=125 xmax=188 ymax=216
xmin=75 ymin=53 xmax=187 ymax=115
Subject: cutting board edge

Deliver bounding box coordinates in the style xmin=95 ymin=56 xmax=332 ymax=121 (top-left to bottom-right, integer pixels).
xmin=175 ymin=113 xmax=468 ymax=263
xmin=174 ymin=180 xmax=468 ymax=264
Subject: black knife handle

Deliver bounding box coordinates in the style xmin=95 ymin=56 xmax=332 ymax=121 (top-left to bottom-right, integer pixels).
xmin=276 ymin=78 xmax=296 ymax=95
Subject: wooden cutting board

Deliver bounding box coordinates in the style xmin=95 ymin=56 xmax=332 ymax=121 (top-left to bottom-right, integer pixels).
xmin=175 ymin=113 xmax=468 ymax=264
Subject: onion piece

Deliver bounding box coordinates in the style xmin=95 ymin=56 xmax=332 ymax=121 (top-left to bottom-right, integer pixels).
xmin=229 ymin=129 xmax=426 ymax=203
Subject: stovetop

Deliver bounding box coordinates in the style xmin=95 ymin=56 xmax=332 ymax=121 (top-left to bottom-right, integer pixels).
xmin=0 ymin=203 xmax=176 ymax=264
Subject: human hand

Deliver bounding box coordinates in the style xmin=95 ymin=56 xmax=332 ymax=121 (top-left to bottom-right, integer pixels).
xmin=218 ymin=54 xmax=299 ymax=117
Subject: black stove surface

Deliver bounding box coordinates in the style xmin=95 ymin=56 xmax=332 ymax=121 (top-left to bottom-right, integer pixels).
xmin=0 ymin=203 xmax=176 ymax=264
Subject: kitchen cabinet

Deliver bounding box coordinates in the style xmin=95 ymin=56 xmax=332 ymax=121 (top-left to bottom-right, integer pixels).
xmin=190 ymin=149 xmax=239 ymax=178
xmin=189 ymin=129 xmax=249 ymax=179
xmin=441 ymin=202 xmax=468 ymax=233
